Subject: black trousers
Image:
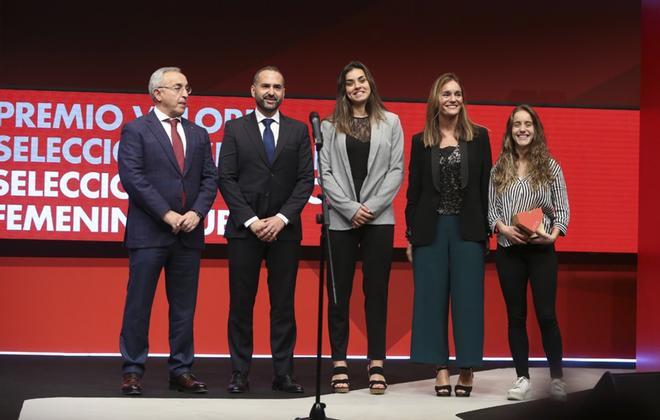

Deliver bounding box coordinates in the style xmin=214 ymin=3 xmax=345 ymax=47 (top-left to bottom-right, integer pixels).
xmin=227 ymin=237 xmax=299 ymax=377
xmin=496 ymin=244 xmax=563 ymax=379
xmin=327 ymin=224 xmax=394 ymax=360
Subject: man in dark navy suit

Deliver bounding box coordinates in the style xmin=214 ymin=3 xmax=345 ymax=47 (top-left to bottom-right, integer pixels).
xmin=118 ymin=67 xmax=217 ymax=395
xmin=218 ymin=66 xmax=314 ymax=394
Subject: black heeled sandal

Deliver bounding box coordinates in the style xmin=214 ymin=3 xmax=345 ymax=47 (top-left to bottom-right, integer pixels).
xmin=454 ymin=368 xmax=473 ymax=397
xmin=435 ymin=366 xmax=452 ymax=397
xmin=330 ymin=365 xmax=350 ymax=393
xmin=367 ymin=364 xmax=387 ymax=395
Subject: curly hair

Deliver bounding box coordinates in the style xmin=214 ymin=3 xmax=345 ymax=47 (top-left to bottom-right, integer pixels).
xmin=491 ymin=104 xmax=555 ymax=193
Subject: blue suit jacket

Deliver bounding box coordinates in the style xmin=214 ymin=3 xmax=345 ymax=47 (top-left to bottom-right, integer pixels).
xmin=118 ymin=111 xmax=217 ymax=249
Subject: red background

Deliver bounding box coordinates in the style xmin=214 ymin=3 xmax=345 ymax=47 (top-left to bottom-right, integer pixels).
xmin=0 ymin=257 xmax=636 ymax=358
xmin=0 ymin=0 xmax=649 ymax=363
xmin=0 ymin=89 xmax=639 ymax=252
xmin=0 ymin=90 xmax=639 ymax=359
xmin=637 ymin=0 xmax=660 ymax=371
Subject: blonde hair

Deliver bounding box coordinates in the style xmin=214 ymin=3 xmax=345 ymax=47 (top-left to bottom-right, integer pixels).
xmin=422 ymin=73 xmax=476 ymax=147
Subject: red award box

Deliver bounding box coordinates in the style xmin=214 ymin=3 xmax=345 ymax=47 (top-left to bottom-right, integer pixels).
xmin=513 ymin=208 xmax=544 ymax=237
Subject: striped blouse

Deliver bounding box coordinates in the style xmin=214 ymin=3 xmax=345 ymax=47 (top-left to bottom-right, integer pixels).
xmin=488 ymin=158 xmax=570 ymax=247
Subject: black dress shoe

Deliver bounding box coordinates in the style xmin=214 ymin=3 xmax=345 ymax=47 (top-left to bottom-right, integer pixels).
xmin=272 ymin=374 xmax=304 ymax=393
xmin=169 ymin=372 xmax=208 ymax=393
xmin=227 ymin=371 xmax=249 ymax=394
xmin=121 ymin=372 xmax=142 ymax=396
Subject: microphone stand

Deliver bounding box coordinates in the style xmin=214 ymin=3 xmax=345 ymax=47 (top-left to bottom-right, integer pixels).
xmin=295 ymin=124 xmax=339 ymax=420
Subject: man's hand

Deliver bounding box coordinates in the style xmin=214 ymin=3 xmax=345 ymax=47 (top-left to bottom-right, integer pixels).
xmin=249 ymin=219 xmax=269 ymax=241
xmin=163 ymin=210 xmax=183 ymax=234
xmin=260 ymin=216 xmax=285 ymax=242
xmin=351 ymin=205 xmax=374 ymax=228
xmin=178 ymin=211 xmax=201 ymax=233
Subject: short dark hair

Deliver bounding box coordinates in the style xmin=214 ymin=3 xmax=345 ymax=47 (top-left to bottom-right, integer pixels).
xmin=252 ymin=66 xmax=284 ymax=86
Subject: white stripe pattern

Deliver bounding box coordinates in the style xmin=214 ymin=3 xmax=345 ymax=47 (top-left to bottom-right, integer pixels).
xmin=488 ymin=158 xmax=570 ymax=247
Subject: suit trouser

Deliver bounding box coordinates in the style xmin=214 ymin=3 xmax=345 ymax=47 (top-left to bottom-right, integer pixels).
xmin=410 ymin=215 xmax=485 ymax=367
xmin=496 ymin=243 xmax=563 ymax=379
xmin=327 ymin=224 xmax=394 ymax=361
xmin=227 ymin=237 xmax=299 ymax=376
xmin=120 ymin=239 xmax=201 ymax=376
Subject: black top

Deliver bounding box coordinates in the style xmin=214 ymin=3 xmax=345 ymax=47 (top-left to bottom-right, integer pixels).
xmin=437 ymin=146 xmax=462 ymax=215
xmin=346 ymin=117 xmax=371 ymax=202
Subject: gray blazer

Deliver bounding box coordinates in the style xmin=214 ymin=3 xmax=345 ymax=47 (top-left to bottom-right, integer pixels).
xmin=319 ymin=111 xmax=404 ymax=230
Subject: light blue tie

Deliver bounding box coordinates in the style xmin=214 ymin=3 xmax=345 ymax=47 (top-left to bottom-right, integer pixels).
xmin=262 ymin=118 xmax=275 ymax=165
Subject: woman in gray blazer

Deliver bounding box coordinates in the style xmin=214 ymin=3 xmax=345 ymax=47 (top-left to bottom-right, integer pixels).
xmin=319 ymin=61 xmax=404 ymax=394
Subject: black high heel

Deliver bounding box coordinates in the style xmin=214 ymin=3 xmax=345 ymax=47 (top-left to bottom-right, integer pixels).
xmin=330 ymin=365 xmax=350 ymax=393
xmin=455 ymin=368 xmax=473 ymax=397
xmin=435 ymin=366 xmax=452 ymax=397
xmin=367 ymin=363 xmax=387 ymax=395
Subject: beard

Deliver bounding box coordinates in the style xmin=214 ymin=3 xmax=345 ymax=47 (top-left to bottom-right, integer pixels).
xmin=256 ymin=94 xmax=282 ymax=113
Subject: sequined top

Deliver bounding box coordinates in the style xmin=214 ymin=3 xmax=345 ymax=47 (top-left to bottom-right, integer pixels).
xmin=437 ymin=146 xmax=462 ymax=215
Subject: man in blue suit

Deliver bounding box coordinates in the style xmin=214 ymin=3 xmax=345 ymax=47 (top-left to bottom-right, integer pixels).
xmin=118 ymin=67 xmax=217 ymax=395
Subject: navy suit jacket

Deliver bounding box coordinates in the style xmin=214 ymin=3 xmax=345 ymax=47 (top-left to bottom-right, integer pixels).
xmin=217 ymin=111 xmax=314 ymax=241
xmin=118 ymin=111 xmax=217 ymax=249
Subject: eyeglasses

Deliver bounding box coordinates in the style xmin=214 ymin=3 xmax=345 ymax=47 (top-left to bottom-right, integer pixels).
xmin=157 ymin=84 xmax=192 ymax=95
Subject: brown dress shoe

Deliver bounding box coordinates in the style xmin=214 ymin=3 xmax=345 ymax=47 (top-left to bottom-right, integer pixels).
xmin=169 ymin=372 xmax=208 ymax=393
xmin=121 ymin=373 xmax=142 ymax=396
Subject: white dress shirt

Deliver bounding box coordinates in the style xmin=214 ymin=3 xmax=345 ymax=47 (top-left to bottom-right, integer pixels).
xmin=154 ymin=106 xmax=187 ymax=154
xmin=254 ymin=108 xmax=280 ymax=145
xmin=244 ymin=108 xmax=289 ymax=229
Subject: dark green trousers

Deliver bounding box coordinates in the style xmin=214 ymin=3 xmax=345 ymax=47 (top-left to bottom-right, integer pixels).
xmin=410 ymin=215 xmax=485 ymax=367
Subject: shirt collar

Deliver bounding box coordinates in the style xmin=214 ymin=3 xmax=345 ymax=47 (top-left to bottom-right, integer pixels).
xmin=154 ymin=106 xmax=181 ymax=123
xmin=254 ymin=108 xmax=280 ymax=125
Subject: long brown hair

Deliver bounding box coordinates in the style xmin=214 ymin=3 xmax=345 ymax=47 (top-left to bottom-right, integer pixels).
xmin=491 ymin=104 xmax=554 ymax=192
xmin=422 ymin=73 xmax=476 ymax=147
xmin=328 ymin=61 xmax=387 ymax=134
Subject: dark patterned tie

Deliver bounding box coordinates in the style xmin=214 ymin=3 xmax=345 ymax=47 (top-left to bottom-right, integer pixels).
xmin=262 ymin=118 xmax=275 ymax=165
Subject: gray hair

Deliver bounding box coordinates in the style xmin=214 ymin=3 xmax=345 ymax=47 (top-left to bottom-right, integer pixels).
xmin=148 ymin=67 xmax=182 ymax=100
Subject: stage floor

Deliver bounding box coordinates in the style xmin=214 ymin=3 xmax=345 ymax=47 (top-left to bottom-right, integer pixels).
xmin=20 ymin=368 xmax=623 ymax=420
xmin=0 ymin=356 xmax=632 ymax=420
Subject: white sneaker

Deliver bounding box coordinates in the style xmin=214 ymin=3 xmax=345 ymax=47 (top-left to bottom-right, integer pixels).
xmin=507 ymin=376 xmax=532 ymax=400
xmin=550 ymin=378 xmax=567 ymax=401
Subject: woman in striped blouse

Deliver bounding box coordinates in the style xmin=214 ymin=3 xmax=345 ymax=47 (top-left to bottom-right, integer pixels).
xmin=488 ymin=104 xmax=569 ymax=402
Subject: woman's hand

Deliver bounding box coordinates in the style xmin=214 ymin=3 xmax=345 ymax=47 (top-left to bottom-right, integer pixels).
xmin=497 ymin=222 xmax=528 ymax=245
xmin=528 ymin=229 xmax=559 ymax=245
xmin=351 ymin=205 xmax=374 ymax=228
xmin=406 ymin=243 xmax=413 ymax=263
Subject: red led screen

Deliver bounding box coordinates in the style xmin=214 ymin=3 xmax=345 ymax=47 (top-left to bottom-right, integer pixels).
xmin=0 ymin=89 xmax=638 ymax=252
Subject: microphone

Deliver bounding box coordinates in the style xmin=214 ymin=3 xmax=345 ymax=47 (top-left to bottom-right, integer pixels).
xmin=309 ymin=111 xmax=324 ymax=147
